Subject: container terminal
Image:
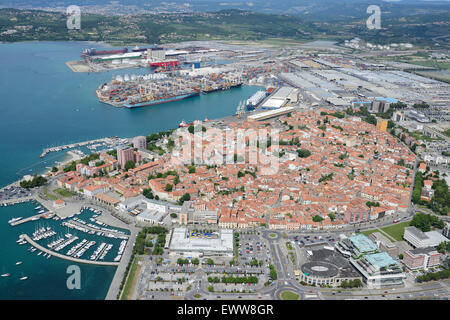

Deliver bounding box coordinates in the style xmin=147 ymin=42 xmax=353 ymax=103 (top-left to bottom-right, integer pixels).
xmin=96 ymin=70 xmax=243 ymax=108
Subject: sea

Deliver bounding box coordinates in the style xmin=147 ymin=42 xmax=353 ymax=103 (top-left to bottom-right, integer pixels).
xmin=0 ymin=41 xmax=264 ymax=299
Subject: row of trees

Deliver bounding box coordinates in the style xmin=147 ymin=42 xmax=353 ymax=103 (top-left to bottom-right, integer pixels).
xmin=416 ymin=268 xmax=450 ymax=283
xmin=340 ymin=279 xmax=363 ymax=288
xmin=269 ymin=264 xmax=277 ymax=280
xmin=209 ymin=275 xmax=258 ymax=284
xmin=177 ymin=258 xmax=199 ymax=265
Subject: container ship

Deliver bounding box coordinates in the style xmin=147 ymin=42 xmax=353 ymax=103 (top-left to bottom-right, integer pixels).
xmin=123 ymin=91 xmax=200 ymax=108
xmin=96 ymin=71 xmax=243 ymax=109
xmin=246 ymin=90 xmax=267 ymax=110
xmin=96 ymin=74 xmax=201 ymax=109
xmin=82 ymin=48 xmax=128 ymax=57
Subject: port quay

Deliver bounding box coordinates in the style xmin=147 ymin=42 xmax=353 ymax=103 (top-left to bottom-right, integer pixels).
xmin=19 ymin=234 xmax=120 ymax=266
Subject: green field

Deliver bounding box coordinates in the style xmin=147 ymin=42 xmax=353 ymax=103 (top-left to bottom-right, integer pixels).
xmin=379 ymin=221 xmax=411 ymax=242
xmin=121 ymin=257 xmax=141 ymax=300
xmin=361 ymin=221 xmax=411 ymax=242
xmin=54 ymin=188 xmax=76 ymax=197
xmin=43 ymin=187 xmax=58 ymax=200
xmin=360 ymin=229 xmax=379 ymax=238
xmin=281 ymin=291 xmax=299 ymax=300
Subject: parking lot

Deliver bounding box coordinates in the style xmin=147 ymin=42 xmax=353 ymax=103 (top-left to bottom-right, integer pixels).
xmin=0 ymin=185 xmax=32 ymax=202
xmin=289 ymin=234 xmax=338 ymax=246
xmin=237 ymin=231 xmax=270 ymax=267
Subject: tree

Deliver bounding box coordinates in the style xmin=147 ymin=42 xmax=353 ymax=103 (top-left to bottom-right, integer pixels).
xmin=143 ymin=188 xmax=154 ymax=199
xmin=51 ymin=166 xmax=58 ymax=172
xmin=188 ymin=165 xmax=196 ymax=174
xmin=410 ymin=213 xmax=445 ymax=232
xmin=188 ymin=125 xmax=195 ymax=134
xmin=177 ymin=193 xmax=191 ymax=205
xmin=312 ymin=215 xmax=324 ymax=223
xmin=297 ymin=149 xmax=311 ymax=158
xmin=20 ymin=175 xmax=47 ymax=188
xmin=165 ymin=184 xmax=173 ymax=192
xmin=328 ymin=212 xmax=335 ymax=221
xmin=436 ymin=242 xmax=450 ymax=254
xmin=170 ymin=213 xmax=177 ymax=218
xmin=124 ymin=160 xmax=135 ymax=171
xmin=205 ymin=258 xmax=214 ymax=266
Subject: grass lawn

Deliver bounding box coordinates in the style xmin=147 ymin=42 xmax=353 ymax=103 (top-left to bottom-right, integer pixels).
xmin=269 ymin=233 xmax=277 ymax=238
xmin=360 ymin=229 xmax=379 ymax=238
xmin=380 ymin=221 xmax=411 ymax=242
xmin=121 ymin=257 xmax=141 ymax=300
xmin=43 ymin=187 xmax=58 ymax=200
xmin=193 ymin=294 xmax=202 ymax=299
xmin=281 ymin=291 xmax=299 ymax=300
xmin=54 ymin=188 xmax=76 ymax=197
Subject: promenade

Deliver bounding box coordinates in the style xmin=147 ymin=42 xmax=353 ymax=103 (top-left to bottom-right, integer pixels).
xmin=20 ymin=234 xmax=120 ymax=266
xmin=105 ymin=225 xmax=139 ymax=300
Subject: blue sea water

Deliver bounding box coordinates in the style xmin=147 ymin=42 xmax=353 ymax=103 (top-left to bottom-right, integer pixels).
xmin=0 ymin=41 xmax=263 ymax=299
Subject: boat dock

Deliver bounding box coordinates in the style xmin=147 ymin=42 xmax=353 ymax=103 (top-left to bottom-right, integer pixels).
xmin=10 ymin=213 xmax=45 ymax=226
xmin=64 ymin=219 xmax=129 ymax=239
xmin=20 ymin=234 xmax=120 ymax=266
xmin=40 ymin=138 xmax=109 ymax=158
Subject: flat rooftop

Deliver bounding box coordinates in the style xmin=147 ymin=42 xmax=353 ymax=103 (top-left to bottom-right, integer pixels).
xmin=365 ymin=252 xmax=399 ymax=268
xmin=348 ymin=234 xmax=378 ymax=253
xmin=169 ymin=227 xmax=233 ymax=253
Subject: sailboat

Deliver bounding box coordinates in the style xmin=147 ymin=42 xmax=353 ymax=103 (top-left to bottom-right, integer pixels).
xmin=1 ymin=267 xmax=10 ymax=277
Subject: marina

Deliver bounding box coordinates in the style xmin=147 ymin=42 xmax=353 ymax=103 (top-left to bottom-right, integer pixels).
xmin=19 ymin=234 xmax=120 ymax=266
xmin=0 ymin=41 xmax=262 ymax=299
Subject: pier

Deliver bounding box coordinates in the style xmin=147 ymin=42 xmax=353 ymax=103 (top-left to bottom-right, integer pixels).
xmin=65 ymin=219 xmax=129 ymax=239
xmin=20 ymin=234 xmax=120 ymax=266
xmin=40 ymin=138 xmax=110 ymax=158
xmin=10 ymin=213 xmax=45 ymax=226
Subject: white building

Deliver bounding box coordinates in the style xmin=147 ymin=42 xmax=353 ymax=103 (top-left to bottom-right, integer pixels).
xmin=403 ymin=226 xmax=449 ymax=248
xmin=169 ymin=228 xmax=234 ymax=257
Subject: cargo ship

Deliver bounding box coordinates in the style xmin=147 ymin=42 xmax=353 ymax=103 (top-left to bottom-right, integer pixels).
xmin=122 ymin=91 xmax=200 ymax=108
xmin=82 ymin=48 xmax=128 ymax=57
xmin=246 ymin=90 xmax=267 ymax=111
xmin=202 ymin=82 xmax=242 ymax=94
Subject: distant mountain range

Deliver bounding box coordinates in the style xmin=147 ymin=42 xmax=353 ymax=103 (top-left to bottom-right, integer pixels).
xmin=0 ymin=0 xmax=449 ymax=21
xmin=0 ymin=3 xmax=448 ymax=48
